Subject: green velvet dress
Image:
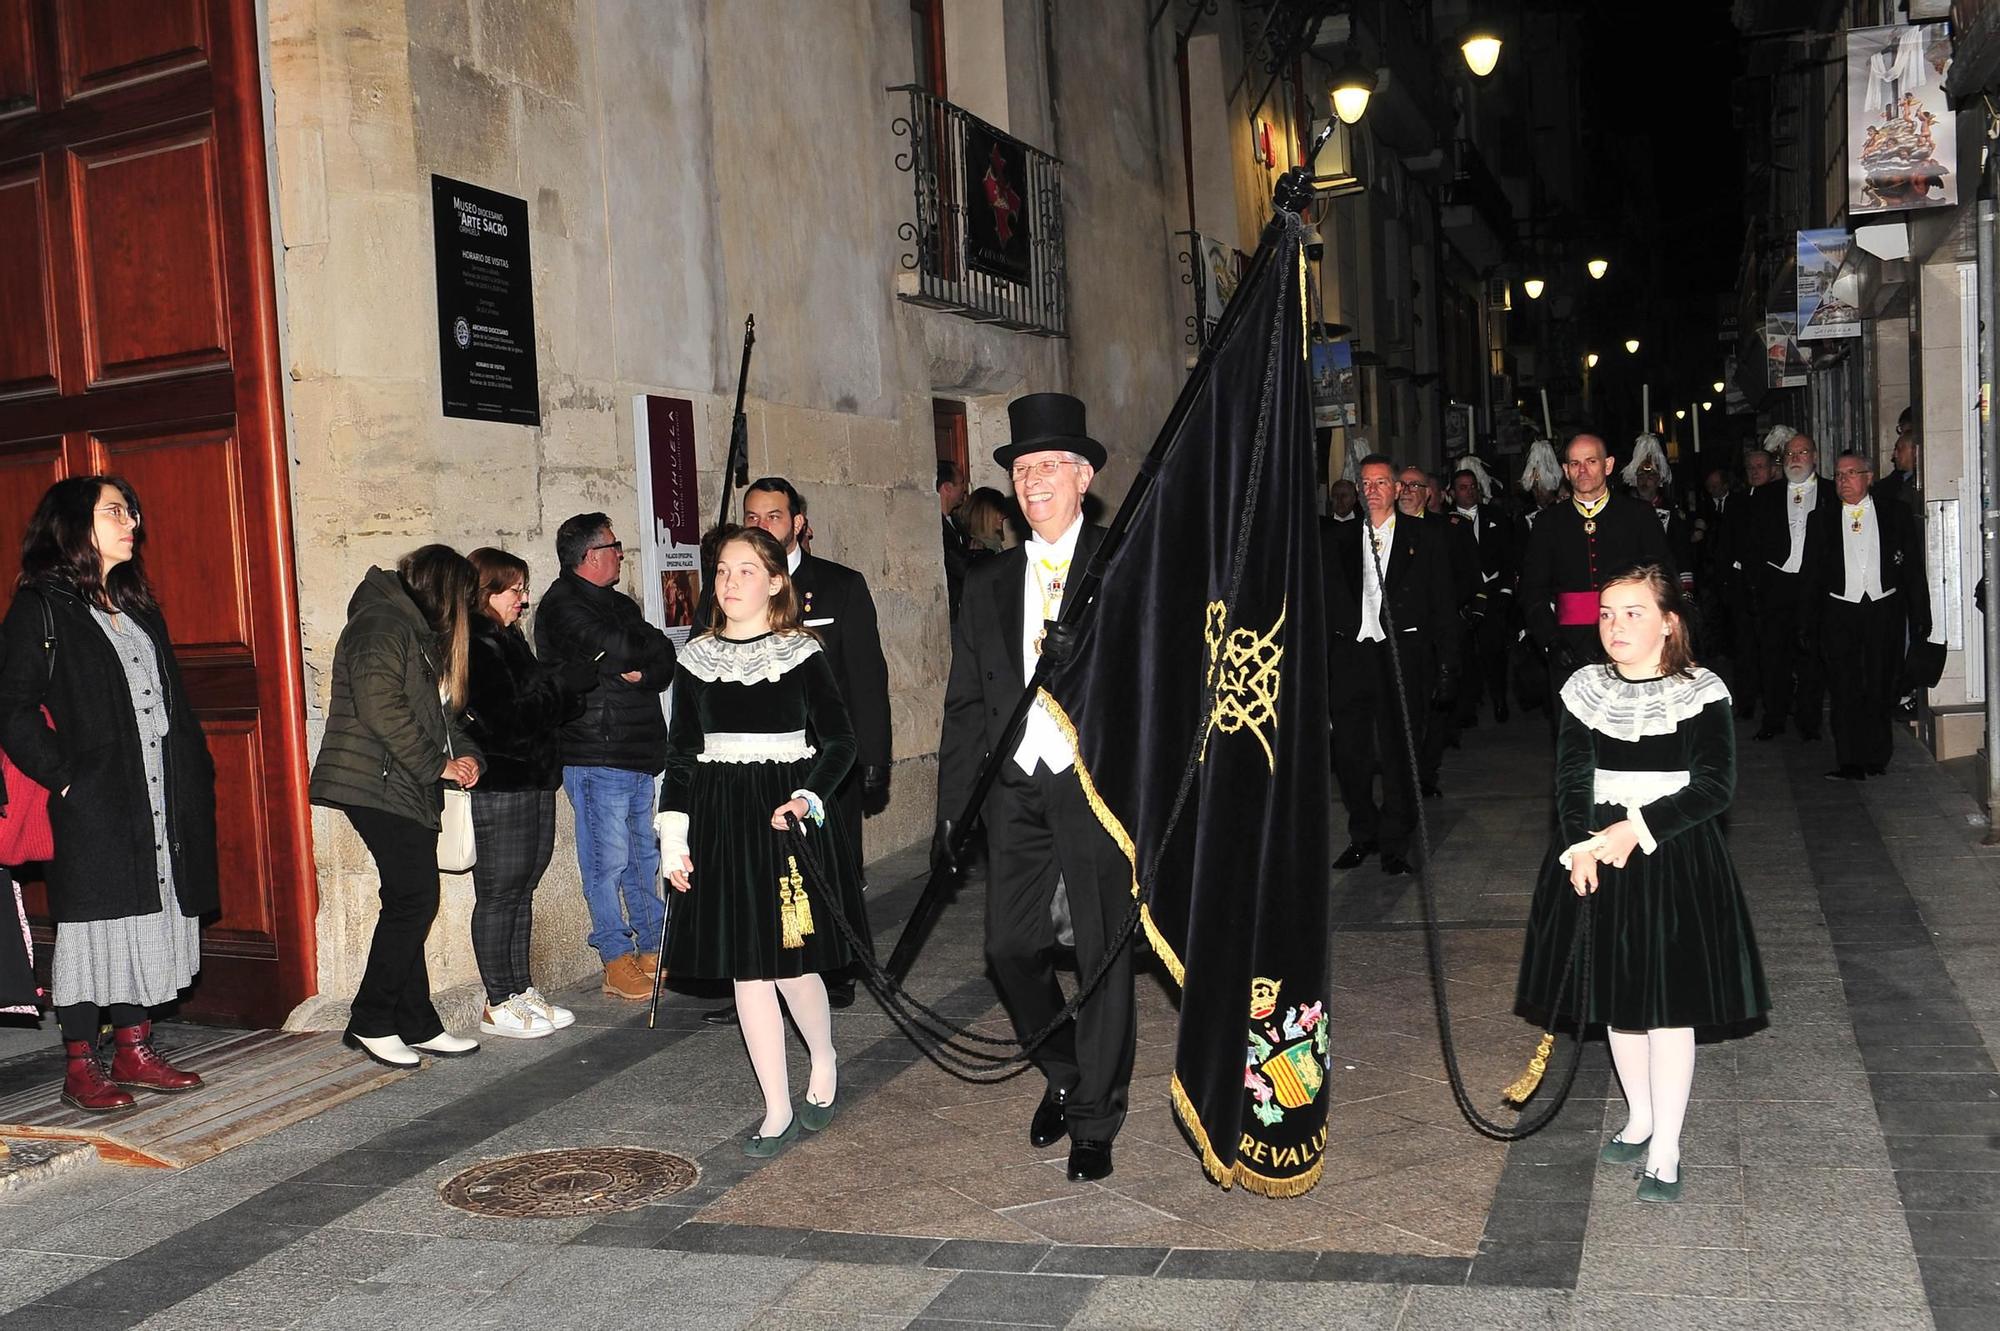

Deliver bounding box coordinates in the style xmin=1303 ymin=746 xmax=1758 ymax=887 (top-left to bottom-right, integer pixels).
xmin=658 ymin=630 xmax=865 ymax=980
xmin=1515 ymin=665 xmax=1770 ymax=1031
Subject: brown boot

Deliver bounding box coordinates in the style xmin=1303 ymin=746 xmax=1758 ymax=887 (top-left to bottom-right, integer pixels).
xmin=62 ymin=1040 xmax=137 ymax=1113
xmin=601 ymin=953 xmax=650 ymax=1000
xmin=635 ymin=951 xmax=661 ymax=976
xmin=110 ymin=1021 xmax=204 ymax=1093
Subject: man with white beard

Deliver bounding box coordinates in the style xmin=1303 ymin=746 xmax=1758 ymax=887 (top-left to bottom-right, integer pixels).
xmin=1745 ymin=433 xmax=1836 ymax=742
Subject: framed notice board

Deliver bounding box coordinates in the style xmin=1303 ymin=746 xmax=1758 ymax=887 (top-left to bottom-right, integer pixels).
xmin=431 ymin=175 xmax=541 ymax=424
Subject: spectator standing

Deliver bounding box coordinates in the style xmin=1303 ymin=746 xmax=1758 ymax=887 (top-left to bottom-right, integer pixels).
xmin=1873 ymin=408 xmax=1920 ymax=520
xmin=939 ymin=459 xmax=971 ymax=620
xmin=535 ymin=514 xmax=677 ymax=1001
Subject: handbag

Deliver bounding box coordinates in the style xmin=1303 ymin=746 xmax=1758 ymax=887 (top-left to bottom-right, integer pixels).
xmin=0 ymin=594 xmax=58 ymax=867
xmin=437 ymin=726 xmax=476 ymax=873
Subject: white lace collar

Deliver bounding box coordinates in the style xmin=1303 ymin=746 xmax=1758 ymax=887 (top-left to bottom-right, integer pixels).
xmin=1561 ymin=665 xmax=1731 ymax=741
xmin=679 ymin=630 xmax=821 ymax=685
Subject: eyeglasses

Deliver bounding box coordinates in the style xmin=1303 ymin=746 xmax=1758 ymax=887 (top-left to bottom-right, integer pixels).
xmin=95 ymin=504 xmax=140 ymax=526
xmin=588 ymin=541 xmax=623 ymax=555
xmin=1834 ymin=468 xmax=1871 ymax=480
xmin=1398 ymin=480 xmax=1429 ymax=491
xmin=1010 ymin=459 xmax=1079 ymax=482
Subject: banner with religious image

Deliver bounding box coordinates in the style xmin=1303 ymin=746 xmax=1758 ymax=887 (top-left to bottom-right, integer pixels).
xmin=1797 ymin=230 xmax=1862 ymax=340
xmin=963 ymin=120 xmax=1033 ymax=283
xmin=633 ymin=394 xmax=704 ymax=649
xmin=1848 ymin=23 xmax=1956 ymax=215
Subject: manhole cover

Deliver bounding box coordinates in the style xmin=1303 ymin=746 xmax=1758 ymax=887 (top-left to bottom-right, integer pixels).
xmin=439 ymin=1147 xmax=699 ymax=1218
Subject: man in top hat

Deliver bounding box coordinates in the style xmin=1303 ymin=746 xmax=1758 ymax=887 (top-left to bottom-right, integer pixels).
xmin=936 ymin=391 xmax=1132 ymax=1183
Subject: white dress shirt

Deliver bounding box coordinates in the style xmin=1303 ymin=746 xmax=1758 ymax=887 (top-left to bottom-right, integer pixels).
xmin=1454 ymin=505 xmax=1481 ymax=539
xmin=1836 ymin=495 xmax=1890 ymax=602
xmin=786 ymin=546 xmax=802 ymax=575
xmin=1776 ymin=477 xmax=1817 ymax=573
xmin=1013 ymin=515 xmax=1083 ymax=775
xmin=1357 ymin=514 xmax=1397 ymax=642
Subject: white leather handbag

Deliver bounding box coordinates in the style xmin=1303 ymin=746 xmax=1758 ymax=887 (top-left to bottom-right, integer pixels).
xmin=437 ymin=730 xmax=476 ymax=874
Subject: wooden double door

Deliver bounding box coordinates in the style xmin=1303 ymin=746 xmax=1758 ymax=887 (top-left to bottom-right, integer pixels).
xmin=0 ymin=0 xmax=315 ymax=1026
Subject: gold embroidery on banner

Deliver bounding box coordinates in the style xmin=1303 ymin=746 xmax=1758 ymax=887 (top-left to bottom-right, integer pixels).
xmin=779 ymin=856 xmax=813 ymax=949
xmin=1200 ymin=600 xmax=1285 ymax=773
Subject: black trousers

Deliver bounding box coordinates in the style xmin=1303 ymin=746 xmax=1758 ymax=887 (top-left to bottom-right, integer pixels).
xmin=469 ymin=788 xmax=557 ymax=1004
xmin=1725 ymin=581 xmax=1762 ymax=714
xmin=55 ymin=1002 xmax=144 ymax=1042
xmin=1822 ymin=595 xmax=1903 ymax=772
xmin=984 ymin=763 xmax=1135 ymax=1142
xmin=1331 ymin=636 xmax=1427 ymax=856
xmin=1757 ymin=570 xmax=1823 ymax=734
xmin=343 ymin=805 xmax=446 ymax=1043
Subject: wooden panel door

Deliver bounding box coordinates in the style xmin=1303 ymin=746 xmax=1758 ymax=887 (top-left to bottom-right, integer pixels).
xmin=0 ymin=0 xmax=314 ymax=1027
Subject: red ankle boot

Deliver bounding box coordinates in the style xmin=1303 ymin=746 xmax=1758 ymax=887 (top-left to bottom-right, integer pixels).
xmin=110 ymin=1021 xmax=203 ymax=1093
xmin=62 ymin=1040 xmax=137 ymax=1113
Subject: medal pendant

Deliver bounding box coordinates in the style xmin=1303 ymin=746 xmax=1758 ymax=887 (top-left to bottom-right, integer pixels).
xmin=1583 ymin=519 xmax=1596 ymax=535
xmin=1793 ymin=492 xmax=1802 ymax=506
xmin=1851 ymin=520 xmax=1862 ymax=533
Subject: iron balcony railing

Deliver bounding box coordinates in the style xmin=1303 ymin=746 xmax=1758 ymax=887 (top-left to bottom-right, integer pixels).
xmin=889 ymin=85 xmax=1067 ymax=336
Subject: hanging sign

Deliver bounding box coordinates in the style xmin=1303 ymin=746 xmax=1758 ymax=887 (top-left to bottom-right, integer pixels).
xmin=431 ymin=175 xmax=541 ymax=424
xmin=1797 ymin=230 xmax=1861 ymax=340
xmin=963 ymin=120 xmax=1033 ymax=284
xmin=634 ymin=395 xmax=703 ymax=649
xmin=1847 ymin=24 xmax=1956 ymax=215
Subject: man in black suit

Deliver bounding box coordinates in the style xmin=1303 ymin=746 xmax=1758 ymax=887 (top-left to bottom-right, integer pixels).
xmin=1324 ymin=454 xmax=1461 ymax=876
xmin=1447 ymin=467 xmax=1516 ymax=725
xmin=1746 ymin=433 xmax=1836 ymax=742
xmin=936 ymin=392 xmax=1131 ymax=1184
xmin=1809 ymin=451 xmax=1929 ymax=780
xmin=939 ymin=459 xmax=971 ymax=619
xmin=1724 ymin=445 xmax=1779 ymax=718
xmin=701 ymin=476 xmax=891 ymax=1022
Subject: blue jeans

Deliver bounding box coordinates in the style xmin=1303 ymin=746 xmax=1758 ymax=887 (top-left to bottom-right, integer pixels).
xmin=562 ymin=766 xmax=664 ymax=963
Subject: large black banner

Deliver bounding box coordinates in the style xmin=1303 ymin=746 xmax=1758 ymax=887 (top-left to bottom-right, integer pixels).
xmin=432 ymin=175 xmax=541 ymax=425
xmin=963 ymin=121 xmax=1033 ymax=284
xmin=1043 ymin=217 xmax=1331 ymax=1196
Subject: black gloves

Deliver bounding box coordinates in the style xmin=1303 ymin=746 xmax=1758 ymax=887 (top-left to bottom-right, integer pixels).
xmin=1430 ymin=664 xmax=1461 ymax=712
xmin=861 ymin=765 xmax=890 ymax=815
xmin=559 ymin=658 xmax=602 ymax=694
xmin=1039 ymin=619 xmax=1080 ymax=667
xmin=1546 ymin=639 xmax=1580 ymax=678
xmin=930 ymin=818 xmax=959 ymax=876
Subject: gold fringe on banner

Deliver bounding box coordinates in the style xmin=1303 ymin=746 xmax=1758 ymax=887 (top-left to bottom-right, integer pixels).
xmin=779 ymin=856 xmax=813 ymax=949
xmin=1501 ymin=1032 xmax=1556 ymax=1106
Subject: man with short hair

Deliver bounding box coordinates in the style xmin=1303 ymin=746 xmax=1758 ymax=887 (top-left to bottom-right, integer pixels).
xmin=536 ymin=513 xmax=677 ymax=999
xmin=1746 ymin=433 xmax=1835 ymax=741
xmin=1448 ymin=467 xmax=1516 ymax=725
xmin=937 ymin=392 xmax=1134 ymax=1182
xmin=939 ymin=459 xmax=971 ymax=619
xmin=1518 ymin=429 xmax=1675 ymax=696
xmin=1328 ymin=478 xmax=1359 ymax=522
xmin=1399 ymin=466 xmax=1474 ymax=796
xmin=704 ymin=476 xmax=891 ymax=1021
xmin=1874 ymin=409 xmax=1920 ymax=520
xmin=1726 ymin=446 xmax=1780 ymax=718
xmin=1809 ymin=451 xmax=1928 ymax=779
xmin=1324 ymin=455 xmax=1460 ymax=875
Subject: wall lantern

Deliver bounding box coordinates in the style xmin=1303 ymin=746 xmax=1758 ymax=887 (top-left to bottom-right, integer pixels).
xmin=1329 ymin=60 xmax=1376 ymax=124
xmin=1586 ymin=258 xmax=1609 ymax=280
xmin=1585 ymin=352 xmax=1599 ymax=368
xmin=1522 ymin=277 xmax=1545 ymax=300
xmin=1460 ymin=25 xmax=1502 ymax=78
xmin=1624 ymin=338 xmax=1641 ymax=354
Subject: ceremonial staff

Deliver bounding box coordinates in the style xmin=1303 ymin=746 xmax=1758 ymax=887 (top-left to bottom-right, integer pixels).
xmin=717 ymin=314 xmax=755 ymax=531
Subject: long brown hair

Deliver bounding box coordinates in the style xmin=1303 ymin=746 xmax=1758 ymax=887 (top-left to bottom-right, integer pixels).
xmin=700 ymin=525 xmax=803 ymax=638
xmin=396 ymin=545 xmax=477 ymax=710
xmin=466 ymin=546 xmax=530 ymax=627
xmin=1600 ymin=563 xmax=1697 ymax=678
xmin=18 ymin=476 xmax=157 ymax=613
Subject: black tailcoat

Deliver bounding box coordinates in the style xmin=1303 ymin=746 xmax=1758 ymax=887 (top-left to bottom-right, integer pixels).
xmin=1518 ymin=491 xmax=1674 ymax=661
xmin=1744 ymin=476 xmax=1837 ymax=732
xmin=1804 ymin=496 xmax=1929 ymax=771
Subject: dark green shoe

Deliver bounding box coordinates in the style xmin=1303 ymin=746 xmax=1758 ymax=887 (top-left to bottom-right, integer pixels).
xmin=799 ymin=1093 xmax=838 ymax=1132
xmin=744 ymin=1114 xmax=801 ymax=1158
xmin=1599 ymin=1134 xmax=1650 ymax=1165
xmin=1636 ymin=1169 xmax=1683 ymax=1203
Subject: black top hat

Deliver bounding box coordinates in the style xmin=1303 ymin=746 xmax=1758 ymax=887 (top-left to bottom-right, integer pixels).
xmin=994 ymin=392 xmax=1107 ymax=470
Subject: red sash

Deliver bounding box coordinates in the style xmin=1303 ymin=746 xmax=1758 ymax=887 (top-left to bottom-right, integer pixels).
xmin=1555 ymin=591 xmax=1600 ymax=627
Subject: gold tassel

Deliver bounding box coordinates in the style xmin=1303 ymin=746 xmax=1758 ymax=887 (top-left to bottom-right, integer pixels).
xmin=1501 ymin=1032 xmax=1556 ymax=1106
xmin=779 ymin=856 xmax=813 ymax=949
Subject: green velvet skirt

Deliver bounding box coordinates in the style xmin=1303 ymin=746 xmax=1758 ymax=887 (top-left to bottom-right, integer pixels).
xmin=1515 ymin=801 xmax=1770 ymax=1031
xmin=663 ymin=757 xmax=867 ymax=981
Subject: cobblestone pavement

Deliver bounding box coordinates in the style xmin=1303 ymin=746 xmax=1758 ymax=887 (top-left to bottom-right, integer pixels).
xmin=0 ymin=708 xmax=1995 ymax=1329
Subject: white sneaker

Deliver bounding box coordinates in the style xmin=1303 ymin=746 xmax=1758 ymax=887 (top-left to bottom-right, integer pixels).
xmin=520 ymin=986 xmax=576 ymax=1030
xmin=479 ymin=996 xmax=554 ymax=1040
xmin=409 ymin=1031 xmax=481 ymax=1057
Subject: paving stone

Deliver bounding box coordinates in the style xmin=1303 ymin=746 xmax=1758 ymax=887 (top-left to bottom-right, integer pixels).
xmin=918 ymin=1270 xmax=1099 ymax=1326
xmin=1397 ymin=1285 xmax=1574 ymax=1329
xmin=1575 ymin=1241 xmax=1754 ymax=1298
xmin=774 ymin=1261 xmax=956 ymax=1316
xmin=1066 ymin=1276 xmax=1256 ymax=1329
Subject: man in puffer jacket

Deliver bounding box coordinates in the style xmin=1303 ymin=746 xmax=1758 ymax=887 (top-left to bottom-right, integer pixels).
xmin=534 ymin=513 xmax=677 ymax=999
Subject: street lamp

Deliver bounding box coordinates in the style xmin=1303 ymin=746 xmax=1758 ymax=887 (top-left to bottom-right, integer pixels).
xmin=1701 ymin=400 xmax=1713 ymax=411
xmin=1584 ymin=352 xmax=1599 ymax=368
xmin=1586 ymin=258 xmax=1609 ymax=280
xmin=1712 ymin=380 xmax=1725 ymax=394
xmin=1522 ymin=277 xmax=1545 ymax=300
xmin=1459 ymin=23 xmax=1502 ymax=78
xmin=1624 ymin=338 xmax=1641 ymax=355
xmin=1674 ymin=409 xmax=1686 ymax=420
xmin=1329 ymin=59 xmax=1376 ymax=124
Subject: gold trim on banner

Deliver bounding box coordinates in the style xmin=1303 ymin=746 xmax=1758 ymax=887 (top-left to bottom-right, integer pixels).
xmin=1039 ymin=687 xmax=1323 ymax=1199
xmin=1200 ymin=599 xmax=1285 ymax=772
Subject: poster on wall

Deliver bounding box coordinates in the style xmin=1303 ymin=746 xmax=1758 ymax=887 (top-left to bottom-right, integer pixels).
xmin=1310 ymin=341 xmax=1357 ymax=428
xmin=1847 ymin=23 xmax=1956 ymax=215
xmin=431 ymin=175 xmax=541 ymax=424
xmin=1796 ymin=229 xmax=1862 ymax=339
xmin=963 ymin=120 xmax=1033 ymax=284
xmin=634 ymin=395 xmax=703 ymax=650
xmin=1764 ymin=312 xmax=1810 ymax=388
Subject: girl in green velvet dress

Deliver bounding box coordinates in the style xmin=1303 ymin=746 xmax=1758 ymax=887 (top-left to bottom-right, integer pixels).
xmin=1515 ymin=564 xmax=1769 ymax=1204
xmin=654 ymin=526 xmax=864 ymax=1156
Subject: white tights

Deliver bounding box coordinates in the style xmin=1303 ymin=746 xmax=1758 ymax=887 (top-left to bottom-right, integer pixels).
xmin=1607 ymin=1026 xmax=1696 ymax=1183
xmin=735 ymin=975 xmax=838 ymax=1137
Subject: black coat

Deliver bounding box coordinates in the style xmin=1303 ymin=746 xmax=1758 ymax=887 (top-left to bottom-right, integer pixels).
xmin=463 ymin=617 xmax=590 ymax=791
xmin=1803 ymin=496 xmax=1931 ymax=640
xmin=1518 ymin=491 xmax=1675 ymax=651
xmin=1744 ymin=476 xmax=1837 ymax=588
xmin=1452 ymin=503 xmax=1517 ymax=606
xmin=533 ymin=569 xmax=676 ymax=774
xmin=1319 ymin=513 xmax=1462 ymax=667
xmin=792 ymin=554 xmax=892 ymax=773
xmin=0 ymin=582 xmax=218 ymax=924
xmin=938 ymin=525 xmax=1105 ymax=823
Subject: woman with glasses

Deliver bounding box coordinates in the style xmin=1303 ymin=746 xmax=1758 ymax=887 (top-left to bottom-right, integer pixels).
xmin=459 ymin=547 xmax=598 ymax=1038
xmin=310 ymin=545 xmax=486 ymax=1068
xmin=0 ymin=478 xmax=218 ymax=1112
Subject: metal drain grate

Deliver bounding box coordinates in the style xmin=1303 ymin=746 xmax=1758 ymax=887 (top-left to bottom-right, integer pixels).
xmin=439 ymin=1147 xmax=699 ymax=1219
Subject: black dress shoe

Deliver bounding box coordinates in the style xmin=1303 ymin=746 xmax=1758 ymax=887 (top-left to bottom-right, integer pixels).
xmin=825 ymin=979 xmax=857 ymax=1009
xmin=1067 ymin=1138 xmax=1114 ymax=1181
xmin=1333 ymin=841 xmax=1378 ymax=870
xmin=1752 ymin=727 xmax=1782 ymax=741
xmin=702 ymin=1003 xmax=740 ymax=1026
xmin=1380 ymin=853 xmax=1412 ymax=876
xmin=1029 ymin=1086 xmax=1070 ymax=1148
xmin=1823 ymin=766 xmax=1865 ymax=782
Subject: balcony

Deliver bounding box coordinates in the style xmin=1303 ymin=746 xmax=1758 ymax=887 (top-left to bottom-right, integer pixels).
xmin=1439 ymin=138 xmax=1514 ymax=272
xmin=889 ymin=85 xmax=1067 ymax=336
